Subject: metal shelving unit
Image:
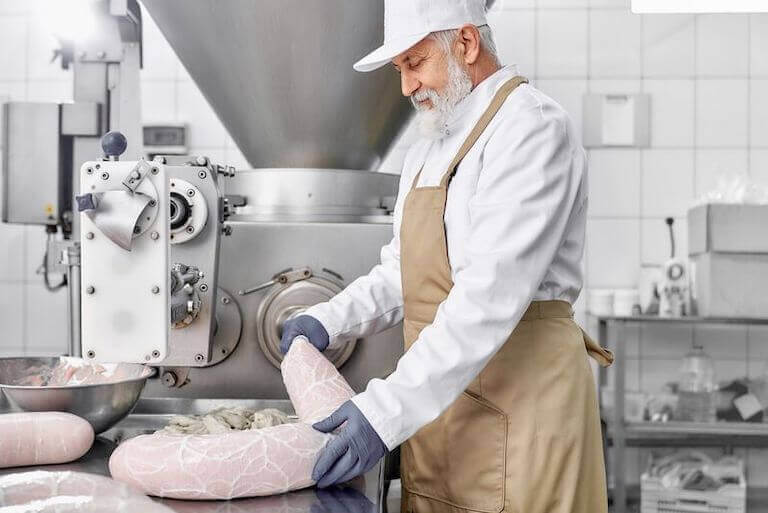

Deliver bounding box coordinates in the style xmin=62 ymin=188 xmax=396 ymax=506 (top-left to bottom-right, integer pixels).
xmin=596 ymin=315 xmax=768 ymax=513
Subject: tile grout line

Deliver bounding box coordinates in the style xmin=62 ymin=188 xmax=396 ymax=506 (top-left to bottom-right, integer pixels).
xmin=692 ymin=15 xmax=699 ymax=208
xmin=747 ymin=15 xmax=753 ymax=176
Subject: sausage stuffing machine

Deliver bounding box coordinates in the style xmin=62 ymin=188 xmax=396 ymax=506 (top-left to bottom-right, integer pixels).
xmin=0 ymin=0 xmax=413 ymax=398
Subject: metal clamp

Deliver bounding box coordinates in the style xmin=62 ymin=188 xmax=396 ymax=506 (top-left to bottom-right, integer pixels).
xmin=238 ymin=267 xmax=313 ymax=296
xmin=215 ymin=164 xmax=236 ymax=178
xmin=122 ymin=159 xmax=154 ymax=193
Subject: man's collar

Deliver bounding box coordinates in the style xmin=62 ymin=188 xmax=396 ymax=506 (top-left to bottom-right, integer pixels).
xmin=442 ymin=64 xmax=519 ymax=137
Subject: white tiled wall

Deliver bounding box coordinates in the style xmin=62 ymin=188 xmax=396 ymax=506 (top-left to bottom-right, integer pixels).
xmin=1 ymin=0 xmax=768 ymax=482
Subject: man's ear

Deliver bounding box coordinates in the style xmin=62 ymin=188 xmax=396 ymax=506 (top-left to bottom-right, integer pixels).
xmin=456 ymin=24 xmax=482 ymax=65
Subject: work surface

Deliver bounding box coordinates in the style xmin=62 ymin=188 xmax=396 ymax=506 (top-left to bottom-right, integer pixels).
xmin=0 ymin=398 xmax=385 ymax=513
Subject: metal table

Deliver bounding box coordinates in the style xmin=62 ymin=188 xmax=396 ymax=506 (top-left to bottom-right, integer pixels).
xmin=0 ymin=398 xmax=385 ymax=513
xmin=597 ymin=314 xmax=768 ymax=513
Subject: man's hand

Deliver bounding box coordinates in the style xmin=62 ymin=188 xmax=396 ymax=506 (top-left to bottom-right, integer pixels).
xmin=280 ymin=315 xmax=330 ymax=354
xmin=311 ymin=400 xmax=387 ymax=488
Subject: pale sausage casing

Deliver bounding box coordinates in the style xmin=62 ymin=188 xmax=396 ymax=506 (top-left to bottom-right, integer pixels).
xmin=0 ymin=412 xmax=94 ymax=468
xmin=109 ymin=339 xmax=356 ymax=499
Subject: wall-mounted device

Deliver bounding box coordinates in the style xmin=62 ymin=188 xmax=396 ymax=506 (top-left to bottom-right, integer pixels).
xmin=659 ymin=217 xmax=690 ymax=317
xmin=583 ymin=94 xmax=650 ymax=148
xmin=143 ymin=124 xmax=188 ymax=160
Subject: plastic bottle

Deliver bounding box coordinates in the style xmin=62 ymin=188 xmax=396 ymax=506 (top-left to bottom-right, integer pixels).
xmin=676 ymin=346 xmax=716 ymax=423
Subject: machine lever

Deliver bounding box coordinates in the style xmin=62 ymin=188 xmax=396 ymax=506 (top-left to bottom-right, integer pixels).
xmin=238 ymin=267 xmax=313 ymax=296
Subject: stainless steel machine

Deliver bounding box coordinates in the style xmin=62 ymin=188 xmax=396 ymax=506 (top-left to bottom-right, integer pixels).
xmin=1 ymin=0 xmax=412 ymax=399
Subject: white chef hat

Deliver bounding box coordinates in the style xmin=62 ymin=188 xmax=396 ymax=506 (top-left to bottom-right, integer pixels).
xmin=353 ymin=0 xmax=489 ymax=72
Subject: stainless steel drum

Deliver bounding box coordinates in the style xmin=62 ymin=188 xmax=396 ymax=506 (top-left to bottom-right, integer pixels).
xmin=256 ymin=273 xmax=357 ymax=369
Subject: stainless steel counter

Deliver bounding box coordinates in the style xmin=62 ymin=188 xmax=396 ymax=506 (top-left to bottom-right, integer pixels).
xmin=0 ymin=398 xmax=385 ymax=512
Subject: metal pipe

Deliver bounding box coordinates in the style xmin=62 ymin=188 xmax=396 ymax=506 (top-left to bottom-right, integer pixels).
xmin=67 ymin=243 xmax=82 ymax=357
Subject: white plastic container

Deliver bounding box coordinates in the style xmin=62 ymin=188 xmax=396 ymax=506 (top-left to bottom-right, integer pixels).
xmin=614 ymin=289 xmax=640 ymax=316
xmin=588 ymin=289 xmax=614 ymax=316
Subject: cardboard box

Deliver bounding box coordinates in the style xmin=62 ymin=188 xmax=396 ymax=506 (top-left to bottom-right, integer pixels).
xmin=688 ymin=204 xmax=768 ymax=255
xmin=691 ymin=252 xmax=768 ymax=317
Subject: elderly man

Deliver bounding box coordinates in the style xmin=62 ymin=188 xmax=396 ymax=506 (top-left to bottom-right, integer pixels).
xmin=281 ymin=1 xmax=614 ymax=512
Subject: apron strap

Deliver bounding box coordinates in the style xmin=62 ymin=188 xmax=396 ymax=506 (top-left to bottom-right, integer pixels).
xmin=439 ymin=75 xmax=529 ymax=188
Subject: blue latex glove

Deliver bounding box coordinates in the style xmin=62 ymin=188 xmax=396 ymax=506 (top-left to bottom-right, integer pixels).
xmin=280 ymin=315 xmax=330 ymax=354
xmin=309 ymin=487 xmax=376 ymax=513
xmin=311 ymin=400 xmax=388 ymax=488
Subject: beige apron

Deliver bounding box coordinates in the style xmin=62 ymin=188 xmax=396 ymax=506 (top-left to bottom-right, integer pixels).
xmin=399 ymin=76 xmax=615 ymax=513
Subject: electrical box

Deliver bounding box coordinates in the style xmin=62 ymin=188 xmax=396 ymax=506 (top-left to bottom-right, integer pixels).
xmin=583 ymin=94 xmax=650 ymax=148
xmin=143 ymin=124 xmax=188 ymax=160
xmin=2 ymin=101 xmax=101 ymax=226
xmin=1 ymin=102 xmax=61 ymax=225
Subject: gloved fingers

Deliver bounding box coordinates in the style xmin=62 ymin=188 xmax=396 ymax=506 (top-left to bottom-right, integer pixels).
xmin=316 ymin=449 xmax=359 ymax=488
xmin=316 ymin=487 xmax=375 ymax=513
xmin=314 ymin=488 xmax=348 ymax=513
xmin=312 ymin=435 xmax=350 ymax=482
xmin=279 ymin=323 xmax=301 ymax=354
xmin=312 ymin=404 xmax=350 ymax=433
xmin=325 ymin=457 xmax=367 ymax=488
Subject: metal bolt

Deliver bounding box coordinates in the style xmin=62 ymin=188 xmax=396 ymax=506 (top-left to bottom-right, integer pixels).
xmin=144 ymin=355 xmax=150 ymax=361
xmin=86 ymin=350 xmax=95 ymax=358
xmin=186 ymin=226 xmax=195 ymax=234
xmin=86 ymin=167 xmax=93 ymax=175
xmin=133 ymin=225 xmax=141 ymax=234
xmin=100 ymin=172 xmax=109 ymax=180
xmin=194 ymin=353 xmax=205 ymax=363
xmin=150 ymin=231 xmax=159 ymax=240
xmin=85 ymin=232 xmax=94 ymax=240
xmin=222 ymin=225 xmax=233 ymax=236
xmin=151 ymin=285 xmax=160 ymax=294
xmin=151 ymin=350 xmax=161 ymax=358
xmin=196 ymin=156 xmax=208 ymax=166
xmin=149 ymin=199 xmax=157 ymax=207
xmin=198 ymin=170 xmax=207 ymax=179
xmin=157 ymin=157 xmax=167 ymax=164
xmin=151 ymin=167 xmax=159 ymax=175
xmin=199 ymin=283 xmax=208 ymax=292
xmin=186 ymin=189 xmax=195 ymax=197
xmin=221 ymin=296 xmax=230 ymax=305
xmin=161 ymin=371 xmax=178 ymax=387
xmin=86 ymin=285 xmax=95 ymax=294
xmin=95 ymin=164 xmax=101 ymax=169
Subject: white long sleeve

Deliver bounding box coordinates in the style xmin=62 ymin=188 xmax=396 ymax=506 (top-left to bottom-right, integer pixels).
xmin=352 ymin=97 xmax=588 ymax=449
xmin=303 ymin=169 xmax=412 ymax=349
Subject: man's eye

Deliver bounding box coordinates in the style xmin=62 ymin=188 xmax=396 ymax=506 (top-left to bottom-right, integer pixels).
xmin=411 ymin=60 xmax=422 ymax=69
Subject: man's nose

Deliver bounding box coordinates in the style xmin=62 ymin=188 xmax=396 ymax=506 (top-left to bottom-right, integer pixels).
xmin=401 ymin=72 xmax=420 ymax=97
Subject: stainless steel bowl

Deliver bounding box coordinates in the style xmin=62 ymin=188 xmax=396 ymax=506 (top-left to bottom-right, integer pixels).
xmin=0 ymin=357 xmax=155 ymax=434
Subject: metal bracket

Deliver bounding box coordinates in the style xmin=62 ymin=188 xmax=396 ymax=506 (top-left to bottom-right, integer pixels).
xmin=238 ymin=267 xmax=313 ymax=296
xmin=49 ymin=240 xmax=80 ymax=274
xmin=122 ymin=159 xmax=154 ymax=193
xmin=215 ymin=164 xmax=236 ymax=178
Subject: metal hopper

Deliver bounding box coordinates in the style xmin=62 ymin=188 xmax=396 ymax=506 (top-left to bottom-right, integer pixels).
xmin=141 ymin=0 xmax=412 ymax=170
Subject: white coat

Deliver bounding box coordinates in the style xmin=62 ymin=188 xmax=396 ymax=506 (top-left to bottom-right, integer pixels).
xmin=304 ymin=65 xmax=588 ymax=450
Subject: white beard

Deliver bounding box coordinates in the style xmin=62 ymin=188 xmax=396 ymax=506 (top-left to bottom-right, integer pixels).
xmin=411 ymin=55 xmax=473 ymax=140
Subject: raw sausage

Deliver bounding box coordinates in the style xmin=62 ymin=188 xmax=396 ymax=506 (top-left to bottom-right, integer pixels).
xmin=0 ymin=470 xmax=174 ymax=512
xmin=108 ymin=339 xmax=356 ymax=499
xmin=0 ymin=412 xmax=94 ymax=469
